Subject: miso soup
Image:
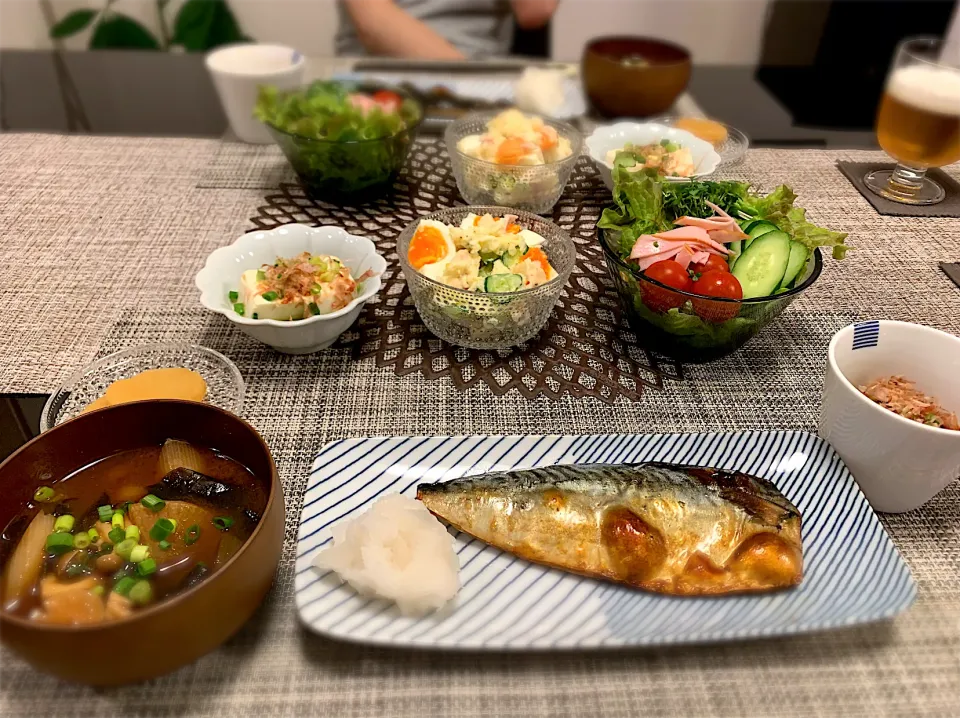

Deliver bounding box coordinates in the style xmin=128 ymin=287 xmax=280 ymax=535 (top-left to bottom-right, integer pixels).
xmin=0 ymin=439 xmax=266 ymax=625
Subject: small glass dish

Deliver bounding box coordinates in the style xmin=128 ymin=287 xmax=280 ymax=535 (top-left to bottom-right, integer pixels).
xmin=444 ymin=111 xmax=583 ymax=213
xmin=41 ymin=343 xmax=245 ymax=432
xmin=398 ymin=206 xmax=576 ymax=349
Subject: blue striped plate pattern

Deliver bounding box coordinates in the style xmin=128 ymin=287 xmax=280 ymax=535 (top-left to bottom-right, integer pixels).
xmin=295 ymin=432 xmax=915 ymax=649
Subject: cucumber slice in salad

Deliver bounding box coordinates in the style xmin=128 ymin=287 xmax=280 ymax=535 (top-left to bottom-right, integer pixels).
xmin=778 ymin=241 xmax=810 ymax=291
xmin=484 ymin=274 xmax=524 ymax=293
xmin=502 ymin=246 xmax=527 ymax=268
xmin=743 ymin=221 xmax=779 ymax=252
xmin=732 ymin=230 xmax=791 ymax=298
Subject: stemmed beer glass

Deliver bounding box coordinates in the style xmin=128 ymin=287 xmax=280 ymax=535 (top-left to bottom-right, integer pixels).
xmin=865 ymin=37 xmax=960 ymax=205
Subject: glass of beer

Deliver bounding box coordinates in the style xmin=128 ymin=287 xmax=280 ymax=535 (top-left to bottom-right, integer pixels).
xmin=865 ymin=37 xmax=960 ymax=205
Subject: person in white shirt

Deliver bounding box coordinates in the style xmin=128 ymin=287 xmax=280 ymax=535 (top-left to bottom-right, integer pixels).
xmin=336 ymin=0 xmax=559 ymax=59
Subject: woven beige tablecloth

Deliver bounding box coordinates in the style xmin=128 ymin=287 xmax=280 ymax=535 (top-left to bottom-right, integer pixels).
xmin=1 ymin=133 xmax=959 ymax=718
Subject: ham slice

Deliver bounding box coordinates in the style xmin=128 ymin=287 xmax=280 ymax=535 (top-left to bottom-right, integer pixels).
xmin=674 ymin=201 xmax=749 ymax=245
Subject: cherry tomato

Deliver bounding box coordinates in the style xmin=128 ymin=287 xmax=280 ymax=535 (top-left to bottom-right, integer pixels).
xmin=371 ymin=90 xmax=403 ymax=113
xmin=691 ymin=270 xmax=743 ymax=323
xmin=642 ymin=260 xmax=694 ymax=313
xmin=689 ymin=254 xmax=730 ymax=277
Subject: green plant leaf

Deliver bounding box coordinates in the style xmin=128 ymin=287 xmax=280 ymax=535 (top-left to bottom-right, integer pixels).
xmin=50 ymin=9 xmax=97 ymax=38
xmin=90 ymin=14 xmax=160 ymax=49
xmin=205 ymin=0 xmax=246 ymax=49
xmin=172 ymin=0 xmax=216 ymax=50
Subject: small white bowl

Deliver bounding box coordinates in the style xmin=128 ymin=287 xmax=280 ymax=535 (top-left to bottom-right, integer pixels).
xmin=196 ymin=224 xmax=387 ymax=354
xmin=819 ymin=320 xmax=960 ymax=513
xmin=585 ymin=121 xmax=722 ymax=190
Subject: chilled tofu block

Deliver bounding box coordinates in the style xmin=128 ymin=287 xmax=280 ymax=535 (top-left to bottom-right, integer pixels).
xmin=240 ymin=270 xmax=303 ymax=321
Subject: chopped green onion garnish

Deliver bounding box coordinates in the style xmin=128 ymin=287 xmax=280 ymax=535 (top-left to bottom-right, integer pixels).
xmin=111 ymin=511 xmax=124 ymax=529
xmin=108 ymin=527 xmax=125 ymax=544
xmin=129 ymin=545 xmax=149 ymax=563
xmin=308 ymin=256 xmax=326 ymax=267
xmin=137 ymin=558 xmax=157 ymax=576
xmin=308 ymin=302 xmax=321 ymax=316
xmin=184 ymin=524 xmax=201 ymax=546
xmin=125 ymin=525 xmax=140 ymax=542
xmin=252 ymin=312 xmax=259 ymax=319
xmin=140 ymin=494 xmax=165 ymax=512
xmin=256 ymin=270 xmax=266 ymax=281
xmin=53 ymin=515 xmax=75 ymax=533
xmin=158 ymin=539 xmax=172 ymax=551
xmin=212 ymin=516 xmax=234 ymax=531
xmin=113 ymin=576 xmax=137 ymax=596
xmin=90 ymin=585 xmax=105 ymax=596
xmin=128 ymin=580 xmax=153 ymax=606
xmin=73 ymin=533 xmax=91 ymax=549
xmin=234 ymin=302 xmax=245 ymax=316
xmin=87 ymin=527 xmax=99 ymax=542
xmin=97 ymin=504 xmax=114 ymax=523
xmin=150 ymin=517 xmax=177 ymax=541
xmin=45 ymin=532 xmax=74 ymax=555
xmin=114 ymin=538 xmax=137 ymax=561
xmin=33 ymin=486 xmax=55 ymax=503
xmin=261 ymin=290 xmax=279 ymax=302
xmin=228 ymin=290 xmax=239 ymax=303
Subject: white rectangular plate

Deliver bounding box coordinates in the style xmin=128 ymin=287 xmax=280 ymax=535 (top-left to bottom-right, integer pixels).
xmin=295 ymin=432 xmax=915 ymax=649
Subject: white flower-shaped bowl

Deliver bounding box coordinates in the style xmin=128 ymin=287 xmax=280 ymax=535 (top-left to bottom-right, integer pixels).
xmin=585 ymin=121 xmax=722 ymax=190
xmin=196 ymin=224 xmax=387 ymax=354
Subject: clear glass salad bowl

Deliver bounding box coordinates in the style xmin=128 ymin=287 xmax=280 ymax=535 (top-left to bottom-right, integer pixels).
xmin=600 ymin=228 xmax=823 ymax=363
xmin=444 ymin=112 xmax=583 ymax=214
xmin=263 ymin=82 xmax=423 ymax=202
xmin=398 ymin=206 xmax=576 ymax=350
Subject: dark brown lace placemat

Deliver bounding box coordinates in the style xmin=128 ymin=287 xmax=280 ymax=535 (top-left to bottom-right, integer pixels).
xmin=248 ymin=143 xmax=682 ymax=403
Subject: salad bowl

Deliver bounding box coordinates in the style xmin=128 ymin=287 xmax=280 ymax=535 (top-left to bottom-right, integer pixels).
xmin=586 ymin=122 xmax=722 ymax=189
xmin=257 ymin=80 xmax=423 ymax=201
xmin=398 ymin=206 xmax=576 ymax=349
xmin=196 ymin=224 xmax=387 ymax=354
xmin=445 ymin=111 xmax=583 ymax=213
xmin=600 ymin=227 xmax=823 ymax=363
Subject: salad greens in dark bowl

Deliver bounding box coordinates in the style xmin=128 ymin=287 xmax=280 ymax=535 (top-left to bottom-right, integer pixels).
xmin=255 ymin=81 xmax=423 ymax=202
xmin=597 ymin=162 xmax=847 ymax=362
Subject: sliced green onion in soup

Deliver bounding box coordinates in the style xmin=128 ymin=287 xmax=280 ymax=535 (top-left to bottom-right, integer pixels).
xmin=97 ymin=504 xmax=114 ymax=523
xmin=114 ymin=538 xmax=137 ymax=561
xmin=158 ymin=539 xmax=172 ymax=551
xmin=150 ymin=518 xmax=176 ymax=542
xmin=129 ymin=545 xmax=149 ymax=563
xmin=113 ymin=576 xmax=137 ymax=596
xmin=45 ymin=532 xmax=74 ymax=555
xmin=125 ymin=525 xmax=140 ymax=542
xmin=53 ymin=515 xmax=74 ymax=533
xmin=212 ymin=517 xmax=234 ymax=531
xmin=128 ymin=580 xmax=153 ymax=606
xmin=72 ymin=533 xmax=91 ymax=549
xmin=137 ymin=558 xmax=157 ymax=576
xmin=108 ymin=527 xmax=125 ymax=544
xmin=87 ymin=527 xmax=100 ymax=542
xmin=184 ymin=524 xmax=201 ymax=546
xmin=111 ymin=511 xmax=124 ymax=529
xmin=33 ymin=486 xmax=55 ymax=503
xmin=140 ymin=494 xmax=165 ymax=512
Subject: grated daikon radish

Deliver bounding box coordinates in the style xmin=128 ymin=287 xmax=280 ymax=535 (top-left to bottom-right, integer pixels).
xmin=312 ymin=494 xmax=460 ymax=616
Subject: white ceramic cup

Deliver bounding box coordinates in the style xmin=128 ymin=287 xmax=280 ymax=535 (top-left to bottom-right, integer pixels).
xmin=819 ymin=320 xmax=960 ymax=513
xmin=206 ymin=43 xmax=305 ymax=144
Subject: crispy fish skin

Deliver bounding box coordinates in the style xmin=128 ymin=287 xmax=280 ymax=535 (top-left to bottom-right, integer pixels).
xmin=416 ymin=462 xmax=803 ymax=596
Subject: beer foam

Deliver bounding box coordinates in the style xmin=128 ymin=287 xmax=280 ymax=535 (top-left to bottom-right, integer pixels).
xmin=887 ymin=64 xmax=960 ymax=116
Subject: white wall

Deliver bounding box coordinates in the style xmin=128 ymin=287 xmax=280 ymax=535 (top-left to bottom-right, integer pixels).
xmin=553 ymin=0 xmax=771 ymax=66
xmin=0 ymin=0 xmax=338 ymax=53
xmin=0 ymin=0 xmax=769 ymax=65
